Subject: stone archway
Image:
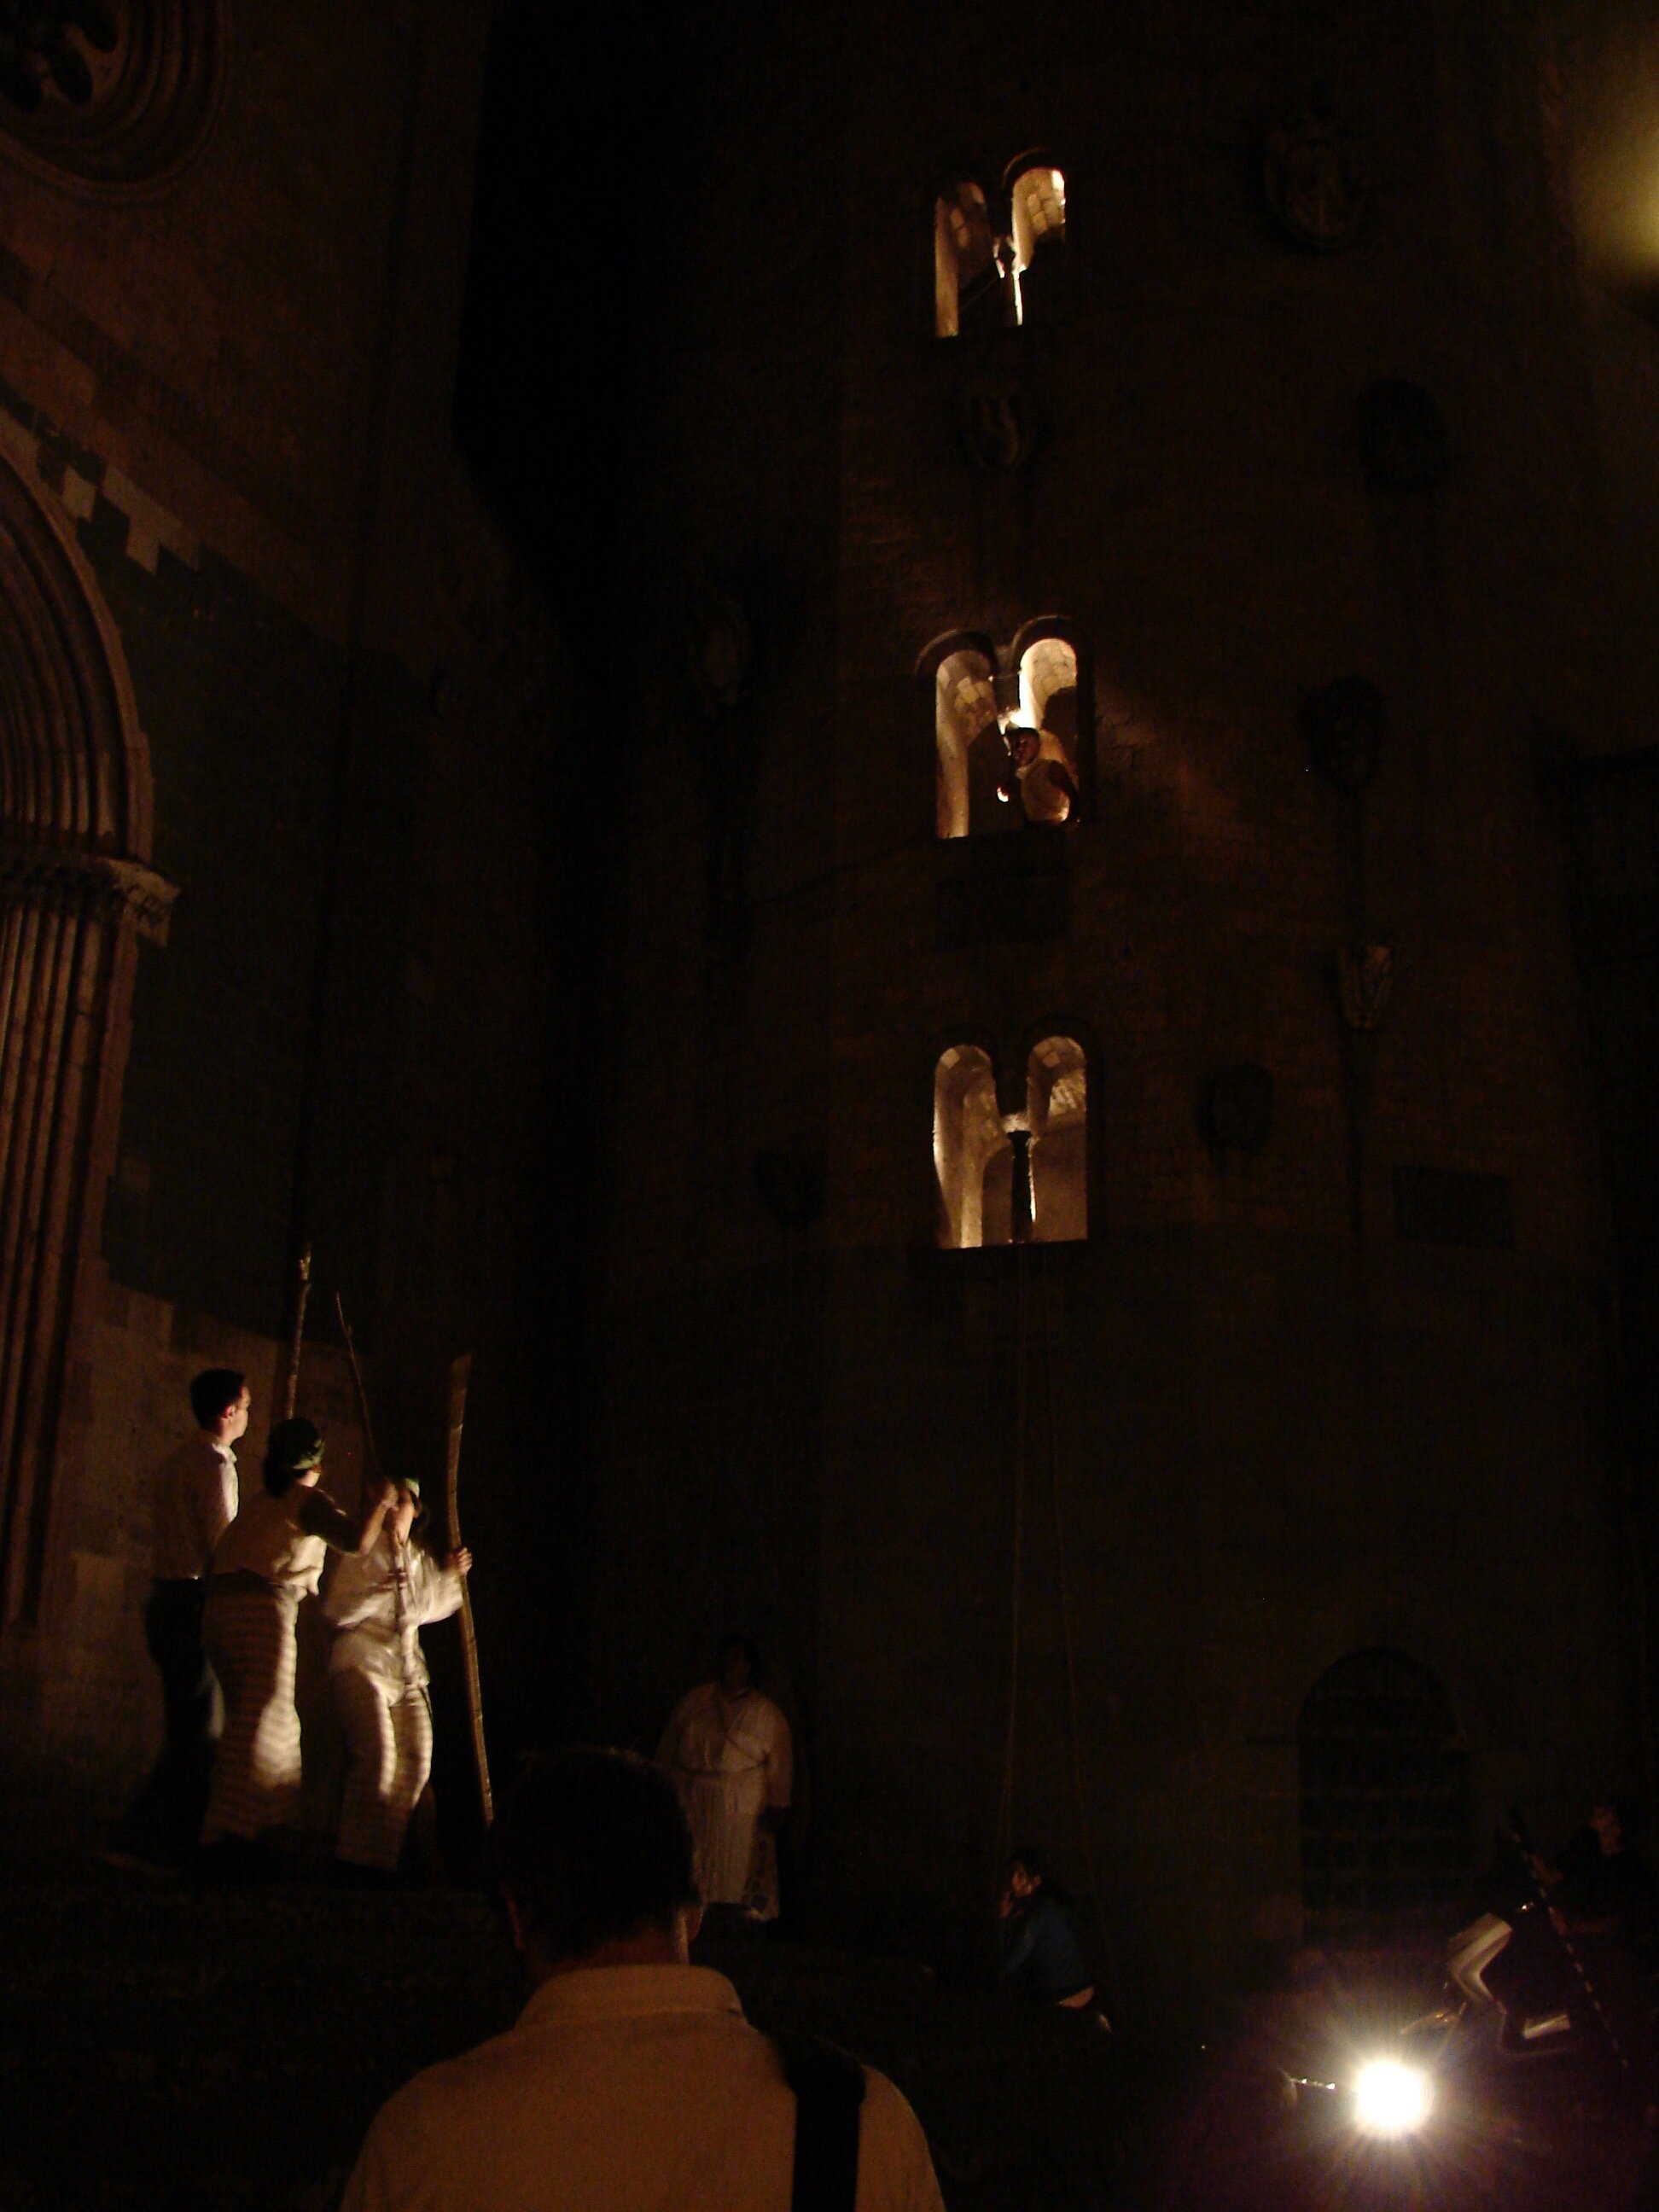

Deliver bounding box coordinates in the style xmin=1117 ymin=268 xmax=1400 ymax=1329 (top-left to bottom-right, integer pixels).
xmin=0 ymin=449 xmax=172 ymax=1627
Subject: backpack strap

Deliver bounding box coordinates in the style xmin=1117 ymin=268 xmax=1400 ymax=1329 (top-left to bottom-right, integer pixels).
xmin=773 ymin=2031 xmax=866 ymax=2212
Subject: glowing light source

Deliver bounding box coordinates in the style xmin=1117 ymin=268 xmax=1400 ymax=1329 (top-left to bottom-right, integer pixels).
xmin=1352 ymin=2060 xmax=1431 ymax=2137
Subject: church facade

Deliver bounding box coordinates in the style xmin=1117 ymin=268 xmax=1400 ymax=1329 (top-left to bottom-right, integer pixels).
xmin=2 ymin=0 xmax=1658 ymax=2029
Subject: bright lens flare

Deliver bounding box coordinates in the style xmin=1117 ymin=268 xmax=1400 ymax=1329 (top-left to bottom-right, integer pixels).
xmin=1353 ymin=2060 xmax=1432 ymax=2137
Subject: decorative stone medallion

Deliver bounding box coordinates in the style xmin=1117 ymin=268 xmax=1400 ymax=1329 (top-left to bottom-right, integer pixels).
xmin=684 ymin=588 xmax=751 ymax=714
xmin=958 ymin=365 xmax=1039 ymax=473
xmin=1202 ymin=1062 xmax=1275 ymax=1156
xmin=1303 ymin=674 xmax=1384 ymax=795
xmin=1354 ymin=378 xmax=1451 ymax=493
xmin=1264 ymin=93 xmax=1366 ymax=251
xmin=0 ymin=0 xmax=225 ymax=198
xmin=1338 ymin=942 xmax=1394 ymax=1032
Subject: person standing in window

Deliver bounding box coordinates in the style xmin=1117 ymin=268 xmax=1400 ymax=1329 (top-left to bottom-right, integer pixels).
xmin=656 ymin=1633 xmax=792 ymax=1922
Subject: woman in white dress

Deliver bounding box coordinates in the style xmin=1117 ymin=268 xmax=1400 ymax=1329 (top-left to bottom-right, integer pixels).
xmin=323 ymin=1476 xmax=470 ymax=1877
xmin=655 ymin=1633 xmax=792 ymax=1921
xmin=200 ymin=1417 xmax=395 ymax=1865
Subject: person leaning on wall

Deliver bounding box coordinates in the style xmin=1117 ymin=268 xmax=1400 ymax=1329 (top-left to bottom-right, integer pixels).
xmin=114 ymin=1367 xmax=250 ymax=1870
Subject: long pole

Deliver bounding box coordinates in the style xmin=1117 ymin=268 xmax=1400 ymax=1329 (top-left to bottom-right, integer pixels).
xmin=282 ymin=1246 xmax=311 ymax=1420
xmin=444 ymin=1352 xmax=492 ymax=1829
xmin=333 ymin=1290 xmax=387 ymax=1497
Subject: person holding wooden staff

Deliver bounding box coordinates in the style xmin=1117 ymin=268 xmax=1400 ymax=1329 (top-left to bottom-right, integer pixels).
xmin=198 ymin=1416 xmax=396 ymax=1874
xmin=323 ymin=1474 xmax=471 ymax=1882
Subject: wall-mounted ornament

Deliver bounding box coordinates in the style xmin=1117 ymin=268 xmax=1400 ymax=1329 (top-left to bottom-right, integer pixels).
xmin=754 ymin=1149 xmax=825 ymax=1231
xmin=1201 ymin=1062 xmax=1275 ymax=1157
xmin=1263 ymin=91 xmax=1365 ymax=251
xmin=0 ymin=0 xmax=225 ymax=198
xmin=1354 ymin=379 xmax=1451 ymax=493
xmin=684 ymin=589 xmax=752 ymax=715
xmin=958 ymin=365 xmax=1039 ymax=472
xmin=1337 ymin=942 xmax=1394 ymax=1032
xmin=1302 ymin=675 xmax=1384 ymax=794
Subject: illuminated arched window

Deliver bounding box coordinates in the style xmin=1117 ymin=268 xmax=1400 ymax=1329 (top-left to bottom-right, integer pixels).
xmin=928 ymin=626 xmax=1086 ymax=841
xmin=934 ymin=1046 xmax=1010 ymax=1248
xmin=1299 ymin=1649 xmax=1469 ymax=1940
xmin=1027 ymin=1037 xmax=1086 ymax=1243
xmin=934 ymin=181 xmax=1000 ymax=339
xmin=1005 ymin=156 xmax=1066 ymax=325
xmin=1014 ymin=632 xmax=1082 ymax=826
xmin=935 ymin=1038 xmax=1088 ymax=1248
xmin=932 ymin=641 xmax=998 ymax=841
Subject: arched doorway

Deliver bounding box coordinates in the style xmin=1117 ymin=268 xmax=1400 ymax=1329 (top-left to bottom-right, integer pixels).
xmin=0 ymin=448 xmax=172 ymax=1627
xmin=1299 ymin=1647 xmax=1470 ymax=1941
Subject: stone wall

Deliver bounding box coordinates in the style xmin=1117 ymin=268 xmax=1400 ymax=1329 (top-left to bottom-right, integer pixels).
xmin=0 ymin=0 xmax=568 ymax=1785
xmin=19 ymin=1260 xmax=367 ymax=1805
xmin=584 ymin=0 xmax=1654 ymax=2027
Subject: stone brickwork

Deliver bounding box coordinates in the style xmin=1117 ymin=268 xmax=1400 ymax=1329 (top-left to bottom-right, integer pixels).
xmin=0 ymin=0 xmax=567 ymax=1785
xmin=585 ymin=0 xmax=1655 ymax=2024
xmin=27 ymin=1264 xmax=370 ymax=1802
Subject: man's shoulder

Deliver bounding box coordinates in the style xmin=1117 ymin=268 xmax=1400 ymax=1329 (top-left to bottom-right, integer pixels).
xmin=857 ymin=2064 xmax=946 ymax=2209
xmin=364 ymin=2018 xmax=529 ymax=2133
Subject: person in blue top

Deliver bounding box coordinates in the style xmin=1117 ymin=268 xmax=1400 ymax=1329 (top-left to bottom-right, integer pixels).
xmin=998 ymin=1848 xmax=1108 ymax=2027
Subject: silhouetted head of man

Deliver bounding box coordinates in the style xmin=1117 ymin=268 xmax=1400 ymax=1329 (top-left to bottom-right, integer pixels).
xmin=492 ymin=1749 xmax=701 ymax=1988
xmin=717 ymin=1632 xmax=760 ymax=1702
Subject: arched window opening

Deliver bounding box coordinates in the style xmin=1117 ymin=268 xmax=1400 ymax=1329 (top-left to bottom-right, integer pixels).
xmin=934 ymin=181 xmax=1000 ymax=339
xmin=1299 ymin=1650 xmax=1469 ymax=1941
xmin=934 ymin=1046 xmax=1011 ymax=1248
xmin=1027 ymin=1038 xmax=1087 ymax=1243
xmin=929 ymin=628 xmax=1086 ymax=841
xmin=933 ymin=644 xmax=998 ymax=840
xmin=1016 ymin=636 xmax=1081 ymax=825
xmin=1006 ymin=160 xmax=1067 ymax=324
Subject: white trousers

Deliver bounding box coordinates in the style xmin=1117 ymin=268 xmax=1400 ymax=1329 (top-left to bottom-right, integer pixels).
xmin=334 ymin=1668 xmax=433 ymax=1871
xmin=201 ymin=1584 xmax=301 ymax=1843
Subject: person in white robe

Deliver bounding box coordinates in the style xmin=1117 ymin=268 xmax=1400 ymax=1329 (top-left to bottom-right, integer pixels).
xmin=655 ymin=1634 xmax=792 ymax=1921
xmin=324 ymin=1477 xmax=470 ymax=1876
xmin=200 ymin=1417 xmax=396 ymax=1865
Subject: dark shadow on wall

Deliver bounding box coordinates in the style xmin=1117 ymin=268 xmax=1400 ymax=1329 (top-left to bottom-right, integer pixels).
xmin=450 ymin=3 xmax=674 ymax=1744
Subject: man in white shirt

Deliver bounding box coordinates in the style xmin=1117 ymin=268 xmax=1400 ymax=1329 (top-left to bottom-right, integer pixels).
xmin=341 ymin=1749 xmax=946 ymax=2212
xmin=121 ymin=1368 xmax=248 ymax=1864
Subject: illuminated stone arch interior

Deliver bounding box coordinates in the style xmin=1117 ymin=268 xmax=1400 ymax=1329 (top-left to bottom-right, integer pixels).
xmin=934 ymin=1044 xmax=1007 ymax=1249
xmin=934 ymin=1036 xmax=1087 ymax=1248
xmin=934 ymin=160 xmax=1067 ymax=336
xmin=932 ymin=642 xmax=997 ymax=840
xmin=1016 ymin=633 xmax=1080 ymax=825
xmin=1026 ymin=1034 xmax=1086 ymax=1243
xmin=931 ymin=630 xmax=1082 ymax=839
xmin=1005 ymin=155 xmax=1067 ymax=321
xmin=934 ymin=179 xmax=998 ymax=339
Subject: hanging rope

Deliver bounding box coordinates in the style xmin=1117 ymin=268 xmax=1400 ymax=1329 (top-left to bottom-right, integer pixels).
xmin=1039 ymin=1246 xmax=1121 ymax=2014
xmin=995 ymin=1242 xmax=1032 ymax=1874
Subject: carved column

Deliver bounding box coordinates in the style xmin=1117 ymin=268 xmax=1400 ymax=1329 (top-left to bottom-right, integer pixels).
xmin=0 ymin=846 xmax=174 ymax=1624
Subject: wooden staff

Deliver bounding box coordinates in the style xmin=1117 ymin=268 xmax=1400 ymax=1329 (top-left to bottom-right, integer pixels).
xmin=445 ymin=1353 xmax=492 ymax=1828
xmin=282 ymin=1246 xmax=312 ymax=1419
xmin=333 ymin=1289 xmax=388 ymax=1495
